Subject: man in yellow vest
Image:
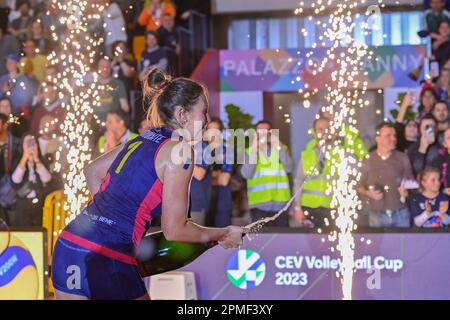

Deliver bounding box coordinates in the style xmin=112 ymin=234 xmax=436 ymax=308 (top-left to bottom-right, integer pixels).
xmin=294 ymin=117 xmax=336 ymax=228
xmin=240 ymin=120 xmax=293 ymax=227
xmin=97 ymin=110 xmax=138 ymax=155
xmin=305 ymin=108 xmax=368 ymax=160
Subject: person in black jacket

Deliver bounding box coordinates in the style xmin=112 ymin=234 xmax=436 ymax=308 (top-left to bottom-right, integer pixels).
xmin=394 ymin=91 xmax=419 ymax=152
xmin=432 ymin=127 xmax=450 ymax=196
xmin=408 ymin=114 xmax=442 ymax=176
xmin=431 ymin=100 xmax=449 ymax=144
xmin=432 ymin=20 xmax=450 ymax=67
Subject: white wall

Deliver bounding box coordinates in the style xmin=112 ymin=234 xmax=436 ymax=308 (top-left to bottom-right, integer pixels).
xmin=220 ymin=91 xmax=264 ymax=126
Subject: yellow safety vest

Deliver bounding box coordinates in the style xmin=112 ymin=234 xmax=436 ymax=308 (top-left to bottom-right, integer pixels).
xmin=246 ymin=147 xmax=292 ymax=209
xmin=300 ymin=148 xmax=339 ymax=209
xmin=98 ymin=132 xmax=139 ymax=154
xmin=305 ymin=125 xmax=367 ymax=160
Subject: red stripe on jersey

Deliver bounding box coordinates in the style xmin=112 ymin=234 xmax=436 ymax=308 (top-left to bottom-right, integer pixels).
xmin=60 ymin=230 xmax=137 ymax=265
xmin=99 ymin=172 xmax=111 ymax=193
xmin=132 ymin=179 xmax=163 ymax=245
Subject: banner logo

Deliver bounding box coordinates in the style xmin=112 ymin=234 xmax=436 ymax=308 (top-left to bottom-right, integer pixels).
xmin=226 ymin=249 xmax=266 ymax=289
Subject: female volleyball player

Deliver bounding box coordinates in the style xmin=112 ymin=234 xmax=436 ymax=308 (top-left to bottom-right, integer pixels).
xmin=51 ymin=68 xmax=246 ymax=300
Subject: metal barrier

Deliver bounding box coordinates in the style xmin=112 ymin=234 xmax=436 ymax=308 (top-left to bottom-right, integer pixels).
xmin=43 ymin=190 xmax=69 ymax=261
xmin=177 ymin=10 xmax=209 ymax=77
xmin=42 ymin=190 xmax=69 ymax=293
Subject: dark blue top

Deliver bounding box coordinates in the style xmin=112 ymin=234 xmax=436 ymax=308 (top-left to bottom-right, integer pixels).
xmin=190 ymin=140 xmax=234 ymax=212
xmin=213 ymin=144 xmax=233 ymax=174
xmin=139 ymin=47 xmax=167 ymax=72
xmin=410 ymin=192 xmax=450 ymax=228
xmin=190 ymin=141 xmax=212 ymax=212
xmin=407 ymin=140 xmax=441 ymax=176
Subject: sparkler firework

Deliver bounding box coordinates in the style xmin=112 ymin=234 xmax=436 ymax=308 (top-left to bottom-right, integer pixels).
xmin=294 ymin=0 xmax=379 ymax=299
xmin=47 ymin=1 xmax=105 ymax=224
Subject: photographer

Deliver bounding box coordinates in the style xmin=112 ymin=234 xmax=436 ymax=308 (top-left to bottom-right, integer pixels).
xmin=407 ymin=114 xmax=442 ymax=176
xmin=11 ymin=134 xmax=51 ymax=227
xmin=240 ymin=120 xmax=293 ymax=227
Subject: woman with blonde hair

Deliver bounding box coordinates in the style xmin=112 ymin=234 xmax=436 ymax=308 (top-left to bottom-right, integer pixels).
xmin=51 ymin=67 xmax=245 ymax=300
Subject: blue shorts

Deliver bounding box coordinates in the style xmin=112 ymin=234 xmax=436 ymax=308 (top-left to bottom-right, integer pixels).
xmin=51 ymin=236 xmax=147 ymax=300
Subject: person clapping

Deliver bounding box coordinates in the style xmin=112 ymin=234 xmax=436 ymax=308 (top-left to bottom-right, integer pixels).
xmin=11 ymin=134 xmax=51 ymax=227
xmin=410 ymin=167 xmax=450 ymax=228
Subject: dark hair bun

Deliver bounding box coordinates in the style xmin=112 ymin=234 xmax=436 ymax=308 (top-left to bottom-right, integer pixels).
xmin=144 ymin=67 xmax=172 ymax=95
xmin=142 ymin=67 xmax=207 ymax=129
xmin=147 ymin=67 xmax=166 ymax=86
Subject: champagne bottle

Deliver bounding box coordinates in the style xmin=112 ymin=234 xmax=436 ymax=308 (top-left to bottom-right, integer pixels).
xmin=136 ymin=230 xmax=217 ymax=277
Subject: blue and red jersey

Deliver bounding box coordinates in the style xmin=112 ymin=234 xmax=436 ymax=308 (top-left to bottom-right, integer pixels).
xmin=61 ymin=127 xmax=173 ymax=264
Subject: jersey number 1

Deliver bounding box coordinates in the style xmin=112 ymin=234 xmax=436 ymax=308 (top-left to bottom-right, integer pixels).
xmin=115 ymin=141 xmax=143 ymax=174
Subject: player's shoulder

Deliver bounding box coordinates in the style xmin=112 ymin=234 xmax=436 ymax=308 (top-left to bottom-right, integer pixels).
xmin=156 ymin=139 xmax=194 ymax=167
xmin=159 ymin=139 xmax=192 ymax=153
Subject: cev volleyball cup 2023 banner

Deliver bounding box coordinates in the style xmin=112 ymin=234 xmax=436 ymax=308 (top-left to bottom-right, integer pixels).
xmin=179 ymin=232 xmax=450 ymax=300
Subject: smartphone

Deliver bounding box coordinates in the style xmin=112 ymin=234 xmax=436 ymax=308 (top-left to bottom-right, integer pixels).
xmin=425 ymin=124 xmax=435 ymax=143
xmin=430 ymin=61 xmax=440 ymax=78
xmin=373 ymin=183 xmax=384 ymax=194
xmin=27 ymin=137 xmax=35 ymax=149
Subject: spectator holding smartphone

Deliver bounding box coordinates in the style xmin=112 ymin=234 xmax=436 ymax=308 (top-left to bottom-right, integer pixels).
xmin=11 ymin=134 xmax=51 ymax=227
xmin=432 ymin=127 xmax=450 ymax=196
xmin=408 ymin=114 xmax=441 ymax=176
xmin=395 ymin=91 xmax=419 ymax=152
xmin=410 ymin=167 xmax=450 ymax=228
